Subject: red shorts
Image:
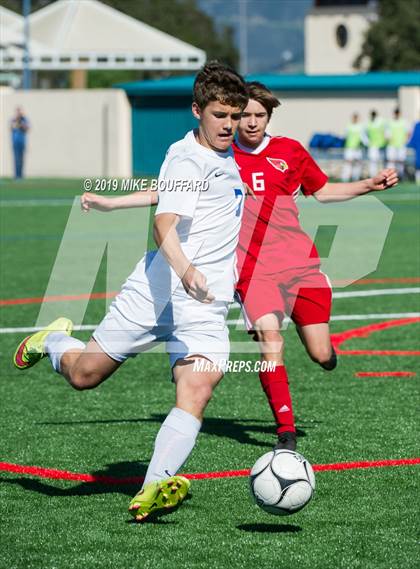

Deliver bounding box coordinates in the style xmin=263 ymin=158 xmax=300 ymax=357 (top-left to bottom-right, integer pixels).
xmin=236 ymin=267 xmax=332 ymax=329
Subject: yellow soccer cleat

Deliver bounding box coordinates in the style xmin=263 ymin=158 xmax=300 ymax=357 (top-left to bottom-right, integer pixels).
xmin=13 ymin=317 xmax=73 ymax=370
xmin=128 ymin=476 xmax=191 ymax=522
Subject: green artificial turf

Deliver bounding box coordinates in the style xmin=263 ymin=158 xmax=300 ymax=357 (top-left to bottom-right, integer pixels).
xmin=0 ymin=179 xmax=419 ymax=569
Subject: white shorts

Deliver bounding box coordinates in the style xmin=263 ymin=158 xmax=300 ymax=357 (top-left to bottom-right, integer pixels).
xmin=386 ymin=146 xmax=406 ymax=162
xmin=93 ymin=283 xmax=230 ymax=371
xmin=344 ymin=148 xmax=362 ymax=161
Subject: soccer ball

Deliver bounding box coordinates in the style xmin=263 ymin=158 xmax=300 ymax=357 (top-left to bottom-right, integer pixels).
xmin=250 ymin=450 xmax=315 ymax=515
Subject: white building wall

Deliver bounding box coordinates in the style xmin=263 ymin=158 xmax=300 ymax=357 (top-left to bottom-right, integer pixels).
xmin=305 ymin=7 xmax=376 ymax=75
xmin=1 ymin=85 xmax=418 ymax=179
xmin=399 ymin=87 xmax=420 ymax=124
xmin=0 ymin=88 xmax=132 ymax=178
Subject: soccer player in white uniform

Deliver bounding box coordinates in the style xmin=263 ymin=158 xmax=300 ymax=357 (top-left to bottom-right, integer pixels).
xmin=80 ymin=84 xmax=398 ymax=455
xmin=13 ymin=62 xmax=248 ymax=522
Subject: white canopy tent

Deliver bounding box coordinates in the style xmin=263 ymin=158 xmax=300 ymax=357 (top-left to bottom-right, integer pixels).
xmin=0 ymin=6 xmax=54 ymax=86
xmin=0 ymin=4 xmax=22 ymax=30
xmin=0 ymin=0 xmax=205 ymax=72
xmin=0 ymin=7 xmax=54 ymax=62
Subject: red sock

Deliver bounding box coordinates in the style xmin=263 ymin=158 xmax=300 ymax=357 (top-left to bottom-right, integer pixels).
xmin=259 ymin=365 xmax=295 ymax=435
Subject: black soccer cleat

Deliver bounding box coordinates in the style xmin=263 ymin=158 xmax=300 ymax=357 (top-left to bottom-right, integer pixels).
xmin=274 ymin=431 xmax=297 ymax=451
xmin=320 ymin=346 xmax=337 ymax=371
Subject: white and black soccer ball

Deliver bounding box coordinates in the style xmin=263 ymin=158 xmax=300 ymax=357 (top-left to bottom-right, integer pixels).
xmin=250 ymin=450 xmax=315 ymax=516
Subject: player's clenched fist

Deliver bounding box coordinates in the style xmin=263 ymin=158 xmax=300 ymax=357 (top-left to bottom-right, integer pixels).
xmin=80 ymin=192 xmax=113 ymax=212
xmin=369 ymin=168 xmax=399 ymax=191
xmin=181 ymin=266 xmax=215 ymax=303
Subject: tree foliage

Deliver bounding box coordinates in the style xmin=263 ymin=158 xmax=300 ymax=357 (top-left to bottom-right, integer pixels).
xmin=105 ymin=0 xmax=238 ymax=67
xmin=354 ymin=0 xmax=420 ymax=71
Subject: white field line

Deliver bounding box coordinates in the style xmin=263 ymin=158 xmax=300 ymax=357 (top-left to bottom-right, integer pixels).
xmin=332 ymin=287 xmax=420 ymax=298
xmin=227 ymin=287 xmax=420 ymax=312
xmin=226 ymin=312 xmax=420 ymax=327
xmin=228 ymin=288 xmax=420 ymax=308
xmin=0 ymin=199 xmax=75 ymax=207
xmin=0 ymin=324 xmax=97 ymax=334
xmin=1 ymin=288 xmax=418 ymax=334
xmin=1 ymin=312 xmax=419 ymax=334
xmin=2 ymin=287 xmax=417 ymax=310
xmin=0 ymin=193 xmax=417 ymax=208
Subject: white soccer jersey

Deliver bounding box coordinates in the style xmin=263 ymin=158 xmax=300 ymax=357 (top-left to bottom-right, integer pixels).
xmin=127 ymin=130 xmax=245 ymax=301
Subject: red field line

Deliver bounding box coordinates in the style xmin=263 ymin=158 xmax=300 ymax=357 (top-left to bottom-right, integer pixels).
xmin=0 ymin=458 xmax=419 ymax=485
xmin=343 ymin=350 xmax=420 ymax=356
xmin=1 ymin=277 xmax=419 ymax=306
xmin=331 ymin=317 xmax=420 ymax=356
xmin=0 ymin=292 xmax=117 ymax=307
xmin=333 ymin=277 xmax=420 ymax=285
xmin=355 ymin=371 xmax=417 ymax=378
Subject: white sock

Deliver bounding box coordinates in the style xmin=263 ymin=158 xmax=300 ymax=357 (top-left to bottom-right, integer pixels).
xmin=143 ymin=407 xmax=201 ymax=485
xmin=369 ymin=161 xmax=378 ymax=178
xmin=45 ymin=332 xmax=85 ymax=373
xmin=341 ymin=162 xmax=351 ymax=182
xmin=352 ymin=163 xmax=362 ymax=181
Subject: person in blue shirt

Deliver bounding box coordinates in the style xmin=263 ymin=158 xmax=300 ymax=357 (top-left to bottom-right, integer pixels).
xmin=408 ymin=118 xmax=420 ymax=185
xmin=11 ymin=107 xmax=29 ymax=179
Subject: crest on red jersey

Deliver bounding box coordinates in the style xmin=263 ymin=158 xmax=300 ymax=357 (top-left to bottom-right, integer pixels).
xmin=266 ymin=157 xmax=288 ymax=172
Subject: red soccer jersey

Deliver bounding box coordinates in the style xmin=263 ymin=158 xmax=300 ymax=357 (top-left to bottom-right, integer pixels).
xmin=233 ymin=136 xmax=328 ymax=280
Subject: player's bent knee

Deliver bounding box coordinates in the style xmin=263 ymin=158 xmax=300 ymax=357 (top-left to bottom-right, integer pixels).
xmin=177 ymin=380 xmax=215 ymax=416
xmin=256 ymin=329 xmax=284 ymax=355
xmin=256 ymin=329 xmax=283 ymax=345
xmin=69 ymin=368 xmax=103 ymax=390
xmin=195 ymin=383 xmax=214 ymax=407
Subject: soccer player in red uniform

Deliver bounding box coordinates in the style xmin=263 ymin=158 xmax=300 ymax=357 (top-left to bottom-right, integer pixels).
xmin=234 ymin=82 xmax=398 ymax=450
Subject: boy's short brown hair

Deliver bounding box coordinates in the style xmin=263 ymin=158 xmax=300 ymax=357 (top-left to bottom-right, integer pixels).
xmin=193 ymin=61 xmax=248 ymax=110
xmin=246 ymin=81 xmax=280 ymax=119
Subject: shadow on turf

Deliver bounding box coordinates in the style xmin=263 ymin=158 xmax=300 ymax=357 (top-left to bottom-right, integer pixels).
xmin=0 ymin=476 xmax=139 ymax=497
xmin=0 ymin=460 xmax=148 ymax=497
xmin=39 ymin=414 xmax=315 ymax=448
xmin=1 ymin=476 xmax=186 ymax=525
xmin=237 ymin=523 xmax=302 ymax=534
xmin=1 ymin=474 xmax=190 ymax=525
xmin=5 ymin=417 xmax=318 ymax=501
xmin=126 ymin=517 xmax=177 ymax=526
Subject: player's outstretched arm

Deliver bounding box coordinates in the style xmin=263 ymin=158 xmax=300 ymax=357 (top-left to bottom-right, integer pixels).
xmin=154 ymin=213 xmax=214 ymax=304
xmin=81 ymin=190 xmax=158 ymax=212
xmin=313 ymin=168 xmax=398 ymax=203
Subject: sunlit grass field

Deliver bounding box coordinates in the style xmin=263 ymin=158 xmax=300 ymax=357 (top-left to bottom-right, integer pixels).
xmin=0 ymin=179 xmax=419 ymax=569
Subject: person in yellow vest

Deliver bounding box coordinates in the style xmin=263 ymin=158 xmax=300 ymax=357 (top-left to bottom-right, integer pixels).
xmin=366 ymin=109 xmax=387 ymax=177
xmin=386 ymin=108 xmax=409 ymax=178
xmin=342 ymin=112 xmax=368 ymax=182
